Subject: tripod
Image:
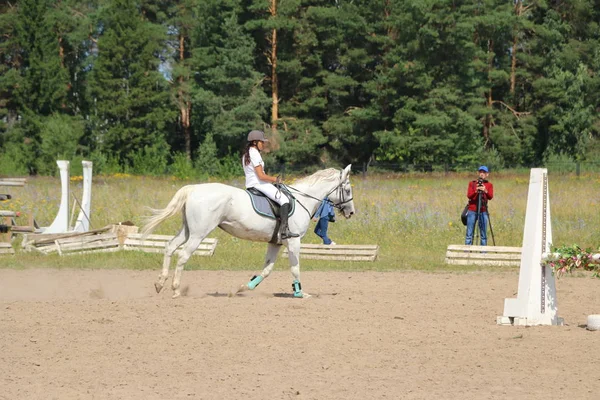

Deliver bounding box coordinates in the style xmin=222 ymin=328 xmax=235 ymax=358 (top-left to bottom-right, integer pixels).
xmin=473 ymin=188 xmax=496 ymax=246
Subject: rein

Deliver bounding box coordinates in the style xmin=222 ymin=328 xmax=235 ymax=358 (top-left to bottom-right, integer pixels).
xmin=284 ymin=171 xmax=353 ymax=218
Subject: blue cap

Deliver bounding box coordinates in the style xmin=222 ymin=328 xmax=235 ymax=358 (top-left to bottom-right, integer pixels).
xmin=478 ymin=165 xmax=489 ymax=172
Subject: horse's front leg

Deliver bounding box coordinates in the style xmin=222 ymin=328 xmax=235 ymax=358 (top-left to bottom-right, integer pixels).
xmin=234 ymin=243 xmax=281 ymax=295
xmin=286 ymin=237 xmax=310 ymax=298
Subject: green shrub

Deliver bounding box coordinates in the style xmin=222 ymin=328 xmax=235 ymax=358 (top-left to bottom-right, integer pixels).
xmin=169 ymin=152 xmax=197 ymax=180
xmin=128 ymin=144 xmax=169 ymax=176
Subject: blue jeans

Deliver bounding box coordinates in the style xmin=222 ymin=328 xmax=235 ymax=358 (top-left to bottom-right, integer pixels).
xmin=314 ymin=217 xmax=332 ymax=245
xmin=465 ymin=211 xmax=488 ymax=246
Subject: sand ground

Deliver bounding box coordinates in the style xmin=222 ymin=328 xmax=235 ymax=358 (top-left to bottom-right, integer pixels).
xmin=1 ymin=268 xmax=599 ymax=400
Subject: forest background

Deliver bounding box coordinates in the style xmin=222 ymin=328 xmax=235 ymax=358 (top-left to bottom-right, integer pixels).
xmin=1 ymin=0 xmax=599 ymax=178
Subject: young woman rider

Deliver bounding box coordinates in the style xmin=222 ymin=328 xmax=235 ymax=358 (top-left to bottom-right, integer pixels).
xmin=242 ymin=130 xmax=299 ymax=240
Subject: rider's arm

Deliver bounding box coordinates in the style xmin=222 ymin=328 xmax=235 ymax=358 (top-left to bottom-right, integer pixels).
xmin=484 ymin=182 xmax=493 ymax=200
xmin=254 ymin=165 xmax=277 ymax=183
xmin=467 ymin=181 xmax=478 ymax=200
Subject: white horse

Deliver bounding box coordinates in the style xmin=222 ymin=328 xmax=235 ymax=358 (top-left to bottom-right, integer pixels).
xmin=141 ymin=165 xmax=355 ymax=298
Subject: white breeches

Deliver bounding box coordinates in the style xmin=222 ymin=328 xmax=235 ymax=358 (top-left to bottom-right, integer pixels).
xmin=251 ymin=183 xmax=289 ymax=206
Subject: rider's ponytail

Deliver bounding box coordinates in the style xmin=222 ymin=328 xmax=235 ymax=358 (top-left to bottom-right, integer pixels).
xmin=242 ymin=142 xmax=257 ymax=166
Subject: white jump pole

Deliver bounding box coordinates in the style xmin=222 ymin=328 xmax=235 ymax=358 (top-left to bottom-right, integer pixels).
xmin=498 ymin=168 xmax=562 ymax=326
xmin=44 ymin=160 xmax=70 ymax=234
xmin=73 ymin=161 xmax=93 ymax=233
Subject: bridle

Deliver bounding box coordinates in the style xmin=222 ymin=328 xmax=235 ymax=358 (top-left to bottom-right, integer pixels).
xmin=283 ymin=171 xmax=353 ymax=218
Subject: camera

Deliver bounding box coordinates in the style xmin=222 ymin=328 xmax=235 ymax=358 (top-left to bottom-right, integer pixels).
xmin=477 ymin=177 xmax=484 ymax=191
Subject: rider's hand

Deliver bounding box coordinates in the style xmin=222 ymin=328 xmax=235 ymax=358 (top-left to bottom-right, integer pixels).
xmin=275 ymin=175 xmax=282 ymax=184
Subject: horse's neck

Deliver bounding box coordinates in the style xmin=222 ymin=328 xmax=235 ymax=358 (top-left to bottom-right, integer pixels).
xmin=294 ymin=180 xmax=337 ymax=214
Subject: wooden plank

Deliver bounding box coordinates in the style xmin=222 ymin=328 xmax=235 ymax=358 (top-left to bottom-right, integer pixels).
xmin=0 ymin=242 xmax=14 ymax=255
xmin=0 ymin=210 xmax=18 ymax=217
xmin=122 ymin=234 xmax=218 ymax=257
xmin=26 ymin=226 xmax=112 ymax=246
xmin=0 ymin=178 xmax=27 ymax=182
xmin=282 ymin=244 xmax=379 ymax=261
xmin=60 ymin=247 xmax=122 ymax=256
xmin=446 ymin=259 xmax=520 ymax=267
xmin=126 ymin=233 xmax=217 ymax=243
xmin=0 ymin=180 xmax=26 ymax=187
xmin=445 ymin=244 xmax=522 ymax=267
xmin=290 ymin=248 xmax=379 ymax=256
xmin=57 ymin=239 xmax=120 ymax=255
xmin=56 ymin=233 xmax=117 ymax=245
xmin=447 ymin=245 xmax=522 ymax=253
xmin=445 ymin=251 xmax=521 ymax=261
xmin=10 ymin=226 xmax=35 ymax=233
xmin=124 ymin=239 xmax=215 ymax=251
xmin=57 ymin=238 xmax=119 ymax=251
xmin=295 ymin=254 xmax=377 ymax=261
xmin=297 ymin=243 xmax=379 ymax=250
xmin=123 ymin=247 xmax=215 ymax=256
xmin=35 ymin=245 xmax=59 ymax=254
xmin=55 ymin=234 xmax=120 ymax=256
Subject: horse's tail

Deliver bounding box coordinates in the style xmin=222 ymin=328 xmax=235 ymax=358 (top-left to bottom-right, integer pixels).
xmin=141 ymin=185 xmax=196 ymax=235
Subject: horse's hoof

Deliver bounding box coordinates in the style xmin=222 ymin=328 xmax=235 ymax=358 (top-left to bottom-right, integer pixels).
xmin=155 ymin=282 xmax=163 ymax=293
xmin=172 ymin=290 xmax=181 ymax=299
xmin=235 ymin=284 xmax=248 ymax=294
xmin=299 ymin=292 xmax=312 ymax=299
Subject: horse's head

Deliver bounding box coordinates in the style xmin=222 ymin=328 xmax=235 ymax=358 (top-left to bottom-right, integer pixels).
xmin=329 ymin=164 xmax=355 ymax=219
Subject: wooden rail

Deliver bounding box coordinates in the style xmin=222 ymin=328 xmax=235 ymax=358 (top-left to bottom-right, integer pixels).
xmin=55 ymin=233 xmax=120 ymax=256
xmin=445 ymin=245 xmax=522 ymax=267
xmin=0 ymin=242 xmax=14 ymax=255
xmin=0 ymin=178 xmax=27 ymax=187
xmin=282 ymin=244 xmax=379 ymax=261
xmin=123 ymin=233 xmax=218 ymax=256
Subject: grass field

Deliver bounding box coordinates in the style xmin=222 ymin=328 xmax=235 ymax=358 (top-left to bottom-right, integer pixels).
xmin=1 ymin=169 xmax=599 ymax=272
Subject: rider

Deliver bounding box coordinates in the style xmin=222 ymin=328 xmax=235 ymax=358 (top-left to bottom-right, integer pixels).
xmin=242 ymin=129 xmax=299 ymax=240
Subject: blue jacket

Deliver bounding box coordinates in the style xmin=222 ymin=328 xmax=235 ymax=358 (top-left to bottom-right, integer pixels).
xmin=314 ymin=199 xmax=335 ymax=222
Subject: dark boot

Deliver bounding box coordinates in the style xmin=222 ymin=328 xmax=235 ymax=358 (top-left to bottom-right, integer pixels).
xmin=280 ymin=203 xmax=299 ymax=239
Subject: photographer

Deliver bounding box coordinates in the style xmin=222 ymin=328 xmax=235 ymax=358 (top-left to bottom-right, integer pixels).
xmin=465 ymin=166 xmax=494 ymax=246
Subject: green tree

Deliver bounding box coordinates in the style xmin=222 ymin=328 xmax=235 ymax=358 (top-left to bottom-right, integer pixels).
xmin=190 ymin=0 xmax=269 ymax=157
xmin=88 ymin=0 xmax=176 ymax=168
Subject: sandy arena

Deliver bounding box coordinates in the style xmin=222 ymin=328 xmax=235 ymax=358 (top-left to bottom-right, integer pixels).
xmin=1 ymin=268 xmax=600 ymax=399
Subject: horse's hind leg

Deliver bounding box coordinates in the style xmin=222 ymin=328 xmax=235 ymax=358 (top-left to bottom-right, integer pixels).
xmin=235 ymin=243 xmax=282 ymax=295
xmin=155 ymin=227 xmax=188 ymax=293
xmin=171 ymin=233 xmax=209 ymax=299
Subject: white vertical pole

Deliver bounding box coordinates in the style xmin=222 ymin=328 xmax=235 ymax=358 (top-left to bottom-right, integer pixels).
xmin=44 ymin=160 xmax=70 ymax=234
xmin=498 ymin=168 xmax=561 ymax=326
xmin=73 ymin=161 xmax=93 ymax=233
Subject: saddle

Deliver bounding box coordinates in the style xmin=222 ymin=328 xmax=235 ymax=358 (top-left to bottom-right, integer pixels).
xmin=246 ymin=185 xmax=297 ymax=244
xmin=245 ymin=185 xmax=295 ymax=219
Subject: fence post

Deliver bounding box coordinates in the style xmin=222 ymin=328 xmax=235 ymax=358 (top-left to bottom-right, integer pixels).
xmin=576 ymin=162 xmax=580 ymax=177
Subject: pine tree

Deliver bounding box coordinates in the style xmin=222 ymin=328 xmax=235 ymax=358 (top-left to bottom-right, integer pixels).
xmin=190 ymin=0 xmax=269 ymax=157
xmin=88 ymin=0 xmax=176 ymax=167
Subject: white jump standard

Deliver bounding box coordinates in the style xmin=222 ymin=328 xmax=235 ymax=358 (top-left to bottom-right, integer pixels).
xmin=498 ymin=168 xmax=561 ymax=326
xmin=43 ymin=160 xmax=93 ymax=234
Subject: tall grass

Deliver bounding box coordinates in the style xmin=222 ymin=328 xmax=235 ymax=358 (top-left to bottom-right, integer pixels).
xmin=1 ymin=170 xmax=599 ymax=272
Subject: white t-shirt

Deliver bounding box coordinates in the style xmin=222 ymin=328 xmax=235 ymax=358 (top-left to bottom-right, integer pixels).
xmin=243 ymin=147 xmax=268 ymax=188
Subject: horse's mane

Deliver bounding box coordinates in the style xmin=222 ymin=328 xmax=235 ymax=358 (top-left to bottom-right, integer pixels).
xmin=294 ymin=168 xmax=339 ymax=187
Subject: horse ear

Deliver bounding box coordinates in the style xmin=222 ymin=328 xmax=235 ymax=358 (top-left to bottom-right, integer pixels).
xmin=342 ymin=164 xmax=352 ymax=180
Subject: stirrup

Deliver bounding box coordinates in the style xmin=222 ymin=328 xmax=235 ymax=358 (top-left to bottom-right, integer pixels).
xmin=281 ymin=230 xmax=299 ymax=239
